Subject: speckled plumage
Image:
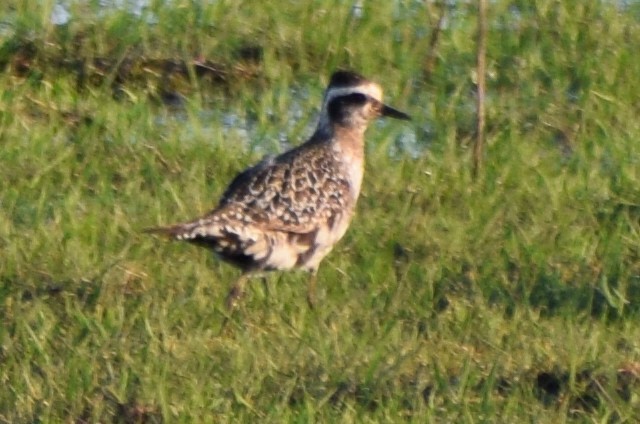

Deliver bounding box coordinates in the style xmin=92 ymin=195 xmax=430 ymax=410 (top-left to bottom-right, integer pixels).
xmin=146 ymin=70 xmax=410 ymax=309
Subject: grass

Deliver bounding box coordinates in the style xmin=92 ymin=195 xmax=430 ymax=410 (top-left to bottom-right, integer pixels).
xmin=1 ymin=0 xmax=640 ymax=422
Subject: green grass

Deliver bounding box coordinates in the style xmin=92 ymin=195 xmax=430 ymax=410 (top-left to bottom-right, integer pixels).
xmin=2 ymin=0 xmax=640 ymax=422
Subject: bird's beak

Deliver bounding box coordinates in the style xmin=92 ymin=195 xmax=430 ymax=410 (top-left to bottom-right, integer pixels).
xmin=381 ymin=104 xmax=411 ymax=121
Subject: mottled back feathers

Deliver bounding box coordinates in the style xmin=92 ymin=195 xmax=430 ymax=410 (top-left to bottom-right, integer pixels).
xmin=147 ymin=70 xmax=409 ymax=274
xmin=213 ymin=138 xmax=352 ymax=234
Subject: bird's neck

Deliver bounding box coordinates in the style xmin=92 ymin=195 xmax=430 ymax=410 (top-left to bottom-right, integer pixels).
xmin=306 ymin=122 xmax=366 ymax=201
xmin=331 ymin=125 xmax=366 ymax=201
xmin=331 ymin=125 xmax=365 ymax=158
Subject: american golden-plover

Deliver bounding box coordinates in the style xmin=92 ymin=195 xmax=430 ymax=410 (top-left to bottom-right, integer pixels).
xmin=146 ymin=70 xmax=410 ymax=310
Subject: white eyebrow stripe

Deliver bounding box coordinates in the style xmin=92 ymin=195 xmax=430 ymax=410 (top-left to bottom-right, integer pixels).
xmin=323 ymin=84 xmax=383 ymax=107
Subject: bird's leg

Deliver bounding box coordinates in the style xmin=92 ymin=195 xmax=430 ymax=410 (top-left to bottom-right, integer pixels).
xmin=219 ymin=273 xmax=250 ymax=334
xmin=225 ymin=273 xmax=249 ymax=312
xmin=261 ymin=276 xmax=270 ymax=300
xmin=306 ymin=270 xmax=318 ymax=309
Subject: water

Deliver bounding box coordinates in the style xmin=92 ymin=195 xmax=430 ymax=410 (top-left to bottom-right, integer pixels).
xmin=26 ymin=0 xmax=637 ymax=159
xmin=154 ymin=90 xmax=427 ymax=160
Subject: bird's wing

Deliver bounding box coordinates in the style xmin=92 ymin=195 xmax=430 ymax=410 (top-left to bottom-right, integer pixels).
xmin=146 ymin=144 xmax=351 ymax=251
xmin=145 ymin=145 xmax=353 ymax=271
xmin=212 ymin=145 xmax=352 ymax=235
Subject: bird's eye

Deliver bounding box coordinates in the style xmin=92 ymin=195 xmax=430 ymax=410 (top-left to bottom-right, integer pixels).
xmin=345 ymin=93 xmax=367 ymax=104
xmin=327 ymin=92 xmax=371 ymax=122
xmin=328 ymin=93 xmax=367 ymax=110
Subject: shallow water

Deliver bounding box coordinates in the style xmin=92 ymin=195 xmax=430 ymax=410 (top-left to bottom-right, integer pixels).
xmin=155 ymin=92 xmax=427 ymax=160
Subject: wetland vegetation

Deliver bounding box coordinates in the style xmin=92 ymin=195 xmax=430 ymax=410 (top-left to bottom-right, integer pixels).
xmin=1 ymin=0 xmax=640 ymax=421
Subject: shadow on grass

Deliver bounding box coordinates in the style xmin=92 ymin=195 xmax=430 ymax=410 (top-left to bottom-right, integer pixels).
xmin=0 ymin=33 xmax=263 ymax=103
xmin=74 ymin=389 xmax=162 ymax=424
xmin=434 ymin=261 xmax=640 ymax=321
xmin=282 ymin=362 xmax=640 ymax=417
xmin=526 ymin=275 xmax=636 ymax=320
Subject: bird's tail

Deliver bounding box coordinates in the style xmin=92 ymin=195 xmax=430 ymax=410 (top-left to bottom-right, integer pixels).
xmin=144 ymin=221 xmax=205 ymax=240
xmin=143 ymin=224 xmax=183 ymax=238
xmin=144 ymin=217 xmax=226 ymax=242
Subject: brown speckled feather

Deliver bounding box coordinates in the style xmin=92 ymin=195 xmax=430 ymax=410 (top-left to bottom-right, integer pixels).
xmin=146 ymin=70 xmax=410 ymax=278
xmin=216 ymin=137 xmax=352 ymax=233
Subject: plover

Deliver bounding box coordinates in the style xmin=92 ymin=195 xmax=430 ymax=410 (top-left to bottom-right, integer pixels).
xmin=146 ymin=70 xmax=410 ymax=310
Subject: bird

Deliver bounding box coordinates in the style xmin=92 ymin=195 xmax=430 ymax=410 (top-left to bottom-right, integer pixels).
xmin=145 ymin=70 xmax=410 ymax=311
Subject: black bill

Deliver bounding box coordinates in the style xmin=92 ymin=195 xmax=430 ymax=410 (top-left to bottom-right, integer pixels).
xmin=381 ymin=104 xmax=411 ymax=120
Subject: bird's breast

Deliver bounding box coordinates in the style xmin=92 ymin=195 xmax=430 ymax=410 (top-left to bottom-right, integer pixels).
xmin=331 ymin=136 xmax=365 ymax=202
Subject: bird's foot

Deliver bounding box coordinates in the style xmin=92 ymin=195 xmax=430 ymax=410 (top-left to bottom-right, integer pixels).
xmin=225 ymin=284 xmax=245 ymax=312
xmin=306 ymin=272 xmax=318 ymax=310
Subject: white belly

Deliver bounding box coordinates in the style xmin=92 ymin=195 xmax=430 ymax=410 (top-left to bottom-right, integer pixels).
xmin=299 ymin=211 xmax=353 ymax=272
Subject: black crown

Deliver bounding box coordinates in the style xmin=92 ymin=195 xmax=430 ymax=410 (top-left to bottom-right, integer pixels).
xmin=329 ymin=70 xmax=367 ymax=88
